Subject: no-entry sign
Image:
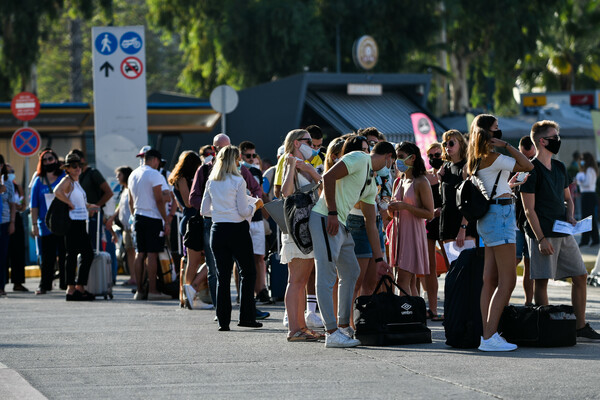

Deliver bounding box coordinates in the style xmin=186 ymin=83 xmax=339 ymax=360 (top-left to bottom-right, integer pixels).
xmin=12 ymin=127 xmax=41 ymax=157
xmin=11 ymin=92 xmax=40 ymax=121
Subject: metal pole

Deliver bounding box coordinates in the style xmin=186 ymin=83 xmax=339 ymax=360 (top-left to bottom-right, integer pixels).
xmin=221 ymin=86 xmax=227 ymax=135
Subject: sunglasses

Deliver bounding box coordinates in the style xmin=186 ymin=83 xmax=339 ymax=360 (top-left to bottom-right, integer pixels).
xmin=428 ymin=152 xmax=442 ymax=159
xmin=203 ymin=152 xmax=215 ymax=157
xmin=542 ymin=135 xmax=560 ymax=141
xmin=243 ymin=153 xmax=258 ymax=159
xmin=298 ymin=138 xmax=313 ymax=145
xmin=42 ymin=156 xmax=56 ymax=162
xmin=67 ymin=163 xmax=81 ymax=169
xmin=442 ymin=140 xmax=456 ymax=148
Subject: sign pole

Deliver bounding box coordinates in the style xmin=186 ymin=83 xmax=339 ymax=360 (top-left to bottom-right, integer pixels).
xmin=221 ymin=88 xmax=227 ymax=135
xmin=210 ymin=85 xmax=239 ymax=137
xmin=23 ymin=121 xmax=29 ymax=203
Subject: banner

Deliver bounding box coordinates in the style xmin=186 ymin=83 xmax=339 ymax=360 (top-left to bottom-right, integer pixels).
xmin=410 ymin=113 xmax=438 ymax=169
xmin=591 ymin=110 xmax=600 ymax=160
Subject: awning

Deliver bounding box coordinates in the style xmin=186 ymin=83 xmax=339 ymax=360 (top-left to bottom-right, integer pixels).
xmin=305 ymin=90 xmax=446 ymax=143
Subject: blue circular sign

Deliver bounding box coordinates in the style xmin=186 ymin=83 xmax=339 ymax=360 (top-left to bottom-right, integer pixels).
xmin=120 ymin=32 xmax=143 ymax=55
xmin=94 ymin=32 xmax=117 ymax=55
xmin=12 ymin=128 xmax=41 ymax=157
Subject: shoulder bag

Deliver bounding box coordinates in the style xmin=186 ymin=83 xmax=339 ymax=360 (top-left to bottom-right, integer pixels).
xmin=283 ymin=170 xmax=320 ymax=255
xmin=455 ymin=159 xmax=501 ymax=222
xmin=45 ymin=178 xmax=72 ymax=236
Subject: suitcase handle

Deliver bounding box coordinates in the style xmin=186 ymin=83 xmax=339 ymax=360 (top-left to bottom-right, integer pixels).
xmin=373 ymin=275 xmax=410 ymax=297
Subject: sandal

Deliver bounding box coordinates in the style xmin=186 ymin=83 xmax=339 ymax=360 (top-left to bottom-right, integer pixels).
xmin=302 ymin=327 xmax=325 ymax=340
xmin=287 ymin=330 xmax=319 ymax=342
xmin=427 ymin=309 xmax=444 ymax=321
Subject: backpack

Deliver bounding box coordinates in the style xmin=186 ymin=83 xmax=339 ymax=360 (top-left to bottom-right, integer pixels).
xmin=283 ymin=176 xmax=319 ymax=255
xmin=456 ymin=159 xmax=501 ymax=223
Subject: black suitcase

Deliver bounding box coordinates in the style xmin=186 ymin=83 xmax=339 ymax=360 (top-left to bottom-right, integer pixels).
xmin=267 ymin=252 xmax=288 ymax=301
xmin=444 ymin=247 xmax=484 ymax=348
xmin=498 ymin=305 xmax=576 ymax=347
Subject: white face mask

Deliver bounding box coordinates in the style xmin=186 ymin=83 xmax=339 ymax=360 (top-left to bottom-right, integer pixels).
xmin=203 ymin=155 xmax=214 ymax=164
xmin=299 ymin=143 xmax=317 ymax=160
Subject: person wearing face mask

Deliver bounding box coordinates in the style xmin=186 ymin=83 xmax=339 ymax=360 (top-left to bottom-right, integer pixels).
xmin=309 ymin=140 xmax=395 ymax=348
xmin=0 ymin=154 xmax=16 ymax=297
xmin=521 ymin=120 xmax=600 ymax=342
xmin=575 ymin=152 xmax=599 ymax=246
xmin=30 ymin=149 xmax=67 ymax=294
xmin=387 ymin=142 xmax=434 ymax=296
xmin=467 ymin=114 xmax=533 ymax=352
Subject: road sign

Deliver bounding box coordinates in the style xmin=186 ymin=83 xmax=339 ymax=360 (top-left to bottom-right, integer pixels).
xmin=12 ymin=127 xmax=41 ymax=157
xmin=94 ymin=32 xmax=118 ymax=55
xmin=92 ymin=25 xmax=148 ymax=191
xmin=120 ymin=57 xmax=143 ymax=79
xmin=120 ymin=31 xmax=143 ymax=55
xmin=11 ymin=92 xmax=40 ymax=121
xmin=210 ymin=85 xmax=239 ymax=114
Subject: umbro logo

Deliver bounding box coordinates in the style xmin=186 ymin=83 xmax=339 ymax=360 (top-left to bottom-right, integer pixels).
xmin=401 ymin=303 xmax=412 ymax=311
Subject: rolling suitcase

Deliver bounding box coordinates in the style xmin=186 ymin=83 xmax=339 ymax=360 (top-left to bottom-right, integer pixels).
xmin=443 ymin=247 xmax=484 ymax=348
xmin=85 ymin=218 xmax=114 ymax=299
xmin=267 ymin=252 xmax=288 ymax=301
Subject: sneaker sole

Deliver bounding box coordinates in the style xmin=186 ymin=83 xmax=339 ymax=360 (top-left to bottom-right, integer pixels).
xmin=183 ymin=286 xmax=195 ymax=310
xmin=478 ymin=345 xmax=517 ymax=352
xmin=576 ymin=336 xmax=600 ymax=342
xmin=325 ymin=340 xmax=361 ymax=348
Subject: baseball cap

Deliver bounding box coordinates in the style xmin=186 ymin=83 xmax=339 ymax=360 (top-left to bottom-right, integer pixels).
xmin=136 ymin=145 xmax=152 ymax=157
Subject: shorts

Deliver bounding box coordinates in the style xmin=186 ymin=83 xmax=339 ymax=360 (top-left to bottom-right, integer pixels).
xmin=526 ymin=234 xmax=587 ymax=280
xmin=249 ymin=220 xmax=265 ymax=256
xmin=515 ymin=229 xmax=529 ymax=259
xmin=477 ymin=203 xmax=516 ymax=247
xmin=133 ymin=214 xmax=165 ymax=253
xmin=346 ymin=213 xmax=385 ymax=258
xmin=122 ymin=229 xmax=134 ymax=250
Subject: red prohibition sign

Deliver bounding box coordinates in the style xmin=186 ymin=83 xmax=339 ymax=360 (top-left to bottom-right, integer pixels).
xmin=12 ymin=127 xmax=41 ymax=157
xmin=120 ymin=57 xmax=143 ymax=79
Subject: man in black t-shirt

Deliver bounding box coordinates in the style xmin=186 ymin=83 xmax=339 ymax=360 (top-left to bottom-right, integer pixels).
xmin=520 ymin=120 xmax=600 ymax=341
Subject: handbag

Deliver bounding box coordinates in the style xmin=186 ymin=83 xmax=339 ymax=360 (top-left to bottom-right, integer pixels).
xmin=45 ymin=178 xmax=73 ymax=236
xmin=283 ymin=177 xmax=320 ymax=255
xmin=498 ymin=305 xmax=576 ymax=347
xmin=456 ymin=159 xmax=501 ymax=222
xmin=157 ymin=247 xmax=177 ymax=285
xmin=354 ymin=275 xmax=431 ymax=346
xmin=264 ymin=199 xmax=288 ymax=234
xmin=183 ymin=213 xmax=204 ymax=251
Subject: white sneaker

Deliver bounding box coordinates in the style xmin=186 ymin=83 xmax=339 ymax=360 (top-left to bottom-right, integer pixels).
xmin=192 ymin=298 xmax=214 ymax=310
xmin=339 ymin=326 xmax=355 ymax=339
xmin=305 ymin=310 xmax=324 ymax=329
xmin=325 ymin=329 xmax=361 ymax=348
xmin=283 ymin=311 xmax=289 ymax=328
xmin=183 ymin=285 xmax=197 ymax=310
xmin=478 ymin=332 xmax=517 ymax=352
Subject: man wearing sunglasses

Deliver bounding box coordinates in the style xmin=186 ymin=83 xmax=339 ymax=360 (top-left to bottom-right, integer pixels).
xmin=521 ymin=120 xmax=600 ymax=341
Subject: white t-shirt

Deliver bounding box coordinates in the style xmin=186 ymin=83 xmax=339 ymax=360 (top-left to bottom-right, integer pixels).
xmin=576 ymin=167 xmax=597 ymax=193
xmin=475 ymin=154 xmax=516 ymax=199
xmin=69 ymin=181 xmax=88 ymax=220
xmin=201 ymin=174 xmax=257 ymax=223
xmin=128 ymin=165 xmax=164 ymax=220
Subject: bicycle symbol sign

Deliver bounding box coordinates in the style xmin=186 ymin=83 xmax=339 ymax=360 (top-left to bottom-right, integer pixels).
xmin=120 ymin=31 xmax=143 ymax=55
xmin=120 ymin=57 xmax=143 ymax=79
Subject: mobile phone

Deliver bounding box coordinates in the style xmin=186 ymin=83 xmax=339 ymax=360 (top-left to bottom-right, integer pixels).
xmin=516 ymin=172 xmax=529 ymax=182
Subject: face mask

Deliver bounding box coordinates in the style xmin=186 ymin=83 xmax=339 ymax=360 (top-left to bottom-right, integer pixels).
xmin=204 ymin=155 xmax=214 ymax=164
xmin=44 ymin=163 xmax=59 ymax=173
xmin=7 ymin=173 xmax=15 ymax=182
xmin=376 ymin=157 xmax=391 ymax=177
xmin=395 ymin=157 xmax=412 ymax=173
xmin=545 ymin=138 xmax=561 ymax=155
xmin=492 ymin=130 xmax=503 ymax=140
xmin=299 ymin=143 xmax=318 ymax=160
xmin=430 ymin=158 xmax=444 ymax=170
xmin=580 ymin=160 xmax=585 ymax=167
xmin=237 ymin=164 xmax=242 ymax=172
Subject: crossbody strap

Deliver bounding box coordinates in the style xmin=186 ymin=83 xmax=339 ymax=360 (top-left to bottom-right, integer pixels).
xmin=488 ymin=171 xmax=502 ymax=200
xmin=359 ymin=164 xmax=371 ymax=197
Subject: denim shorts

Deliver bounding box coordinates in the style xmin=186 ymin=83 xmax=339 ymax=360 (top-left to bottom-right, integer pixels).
xmin=346 ymin=213 xmax=385 ymax=258
xmin=477 ymin=203 xmax=516 ymax=247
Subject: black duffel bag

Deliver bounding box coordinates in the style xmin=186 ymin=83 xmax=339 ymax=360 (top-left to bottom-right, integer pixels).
xmin=456 ymin=159 xmax=501 ymax=223
xmin=498 ymin=304 xmax=576 ymax=347
xmin=45 ymin=198 xmax=71 ymax=236
xmin=354 ymin=275 xmax=431 ymax=346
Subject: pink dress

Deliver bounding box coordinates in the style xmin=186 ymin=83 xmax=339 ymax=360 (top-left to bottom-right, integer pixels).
xmin=388 ymin=178 xmax=429 ymax=275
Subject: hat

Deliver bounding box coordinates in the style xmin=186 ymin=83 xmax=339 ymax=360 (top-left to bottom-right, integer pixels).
xmin=144 ymin=149 xmax=162 ymax=160
xmin=61 ymin=153 xmax=81 ymax=169
xmin=136 ymin=145 xmax=152 ymax=157
xmin=277 ymin=145 xmax=285 ymax=157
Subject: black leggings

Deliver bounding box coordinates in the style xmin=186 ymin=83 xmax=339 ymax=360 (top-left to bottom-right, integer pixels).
xmin=210 ymin=221 xmax=256 ymax=327
xmin=65 ymin=220 xmax=94 ymax=286
xmin=40 ymin=233 xmax=66 ymax=290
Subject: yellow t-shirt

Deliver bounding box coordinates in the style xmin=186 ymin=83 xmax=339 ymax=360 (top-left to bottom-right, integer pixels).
xmin=274 ymin=154 xmax=324 ymax=186
xmin=312 ymin=151 xmax=376 ymax=225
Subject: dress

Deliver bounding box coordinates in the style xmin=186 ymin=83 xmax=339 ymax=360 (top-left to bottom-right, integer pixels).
xmin=280 ymin=171 xmax=314 ymax=264
xmin=388 ymin=178 xmax=429 ymax=275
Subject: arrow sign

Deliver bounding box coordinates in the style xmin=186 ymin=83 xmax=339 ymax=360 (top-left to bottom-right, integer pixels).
xmin=100 ymin=61 xmax=114 ymax=77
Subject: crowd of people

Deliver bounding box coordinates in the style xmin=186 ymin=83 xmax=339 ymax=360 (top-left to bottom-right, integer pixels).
xmin=1 ymin=114 xmax=600 ymax=351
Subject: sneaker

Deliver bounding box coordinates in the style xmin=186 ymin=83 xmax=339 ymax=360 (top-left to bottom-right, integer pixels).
xmin=255 ymin=288 xmax=273 ymax=304
xmin=339 ymin=326 xmax=355 ymax=339
xmin=183 ymin=284 xmax=197 ymax=310
xmin=192 ymin=298 xmax=214 ymax=310
xmin=325 ymin=329 xmax=361 ymax=348
xmin=283 ymin=311 xmax=289 ymax=328
xmin=305 ymin=310 xmax=324 ymax=329
xmin=576 ymin=323 xmax=600 ymax=341
xmin=133 ymin=291 xmax=144 ymax=301
xmin=147 ymin=292 xmax=173 ymax=301
xmin=256 ymin=309 xmax=270 ymax=320
xmin=478 ymin=333 xmax=517 ymax=352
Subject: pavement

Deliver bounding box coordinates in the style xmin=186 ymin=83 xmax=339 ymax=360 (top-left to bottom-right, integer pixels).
xmin=1 ymin=242 xmax=600 ymax=400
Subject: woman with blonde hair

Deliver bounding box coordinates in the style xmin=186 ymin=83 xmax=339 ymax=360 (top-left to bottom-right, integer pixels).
xmin=280 ymin=129 xmax=323 ymax=341
xmin=467 ymin=114 xmax=533 ymax=351
xmin=201 ymin=145 xmax=264 ymax=331
xmin=324 ymin=137 xmax=346 ymax=172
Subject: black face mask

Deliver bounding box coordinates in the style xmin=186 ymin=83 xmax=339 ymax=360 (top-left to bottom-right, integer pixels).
xmin=44 ymin=163 xmax=59 ymax=173
xmin=492 ymin=130 xmax=503 ymax=140
xmin=545 ymin=138 xmax=561 ymax=154
xmin=430 ymin=158 xmax=444 ymax=170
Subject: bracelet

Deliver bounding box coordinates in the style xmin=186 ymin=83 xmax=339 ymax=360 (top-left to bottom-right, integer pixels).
xmin=538 ymin=237 xmax=545 ymax=243
xmin=505 ymin=142 xmax=509 ymax=149
xmin=375 ymin=257 xmax=384 ymax=263
xmin=328 ymin=210 xmax=338 ymax=216
xmin=460 ymin=224 xmax=467 ymax=229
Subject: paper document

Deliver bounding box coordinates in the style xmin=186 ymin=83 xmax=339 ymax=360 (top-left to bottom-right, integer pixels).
xmin=443 ymin=240 xmax=476 ymax=264
xmin=552 ymin=216 xmax=592 ymax=235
